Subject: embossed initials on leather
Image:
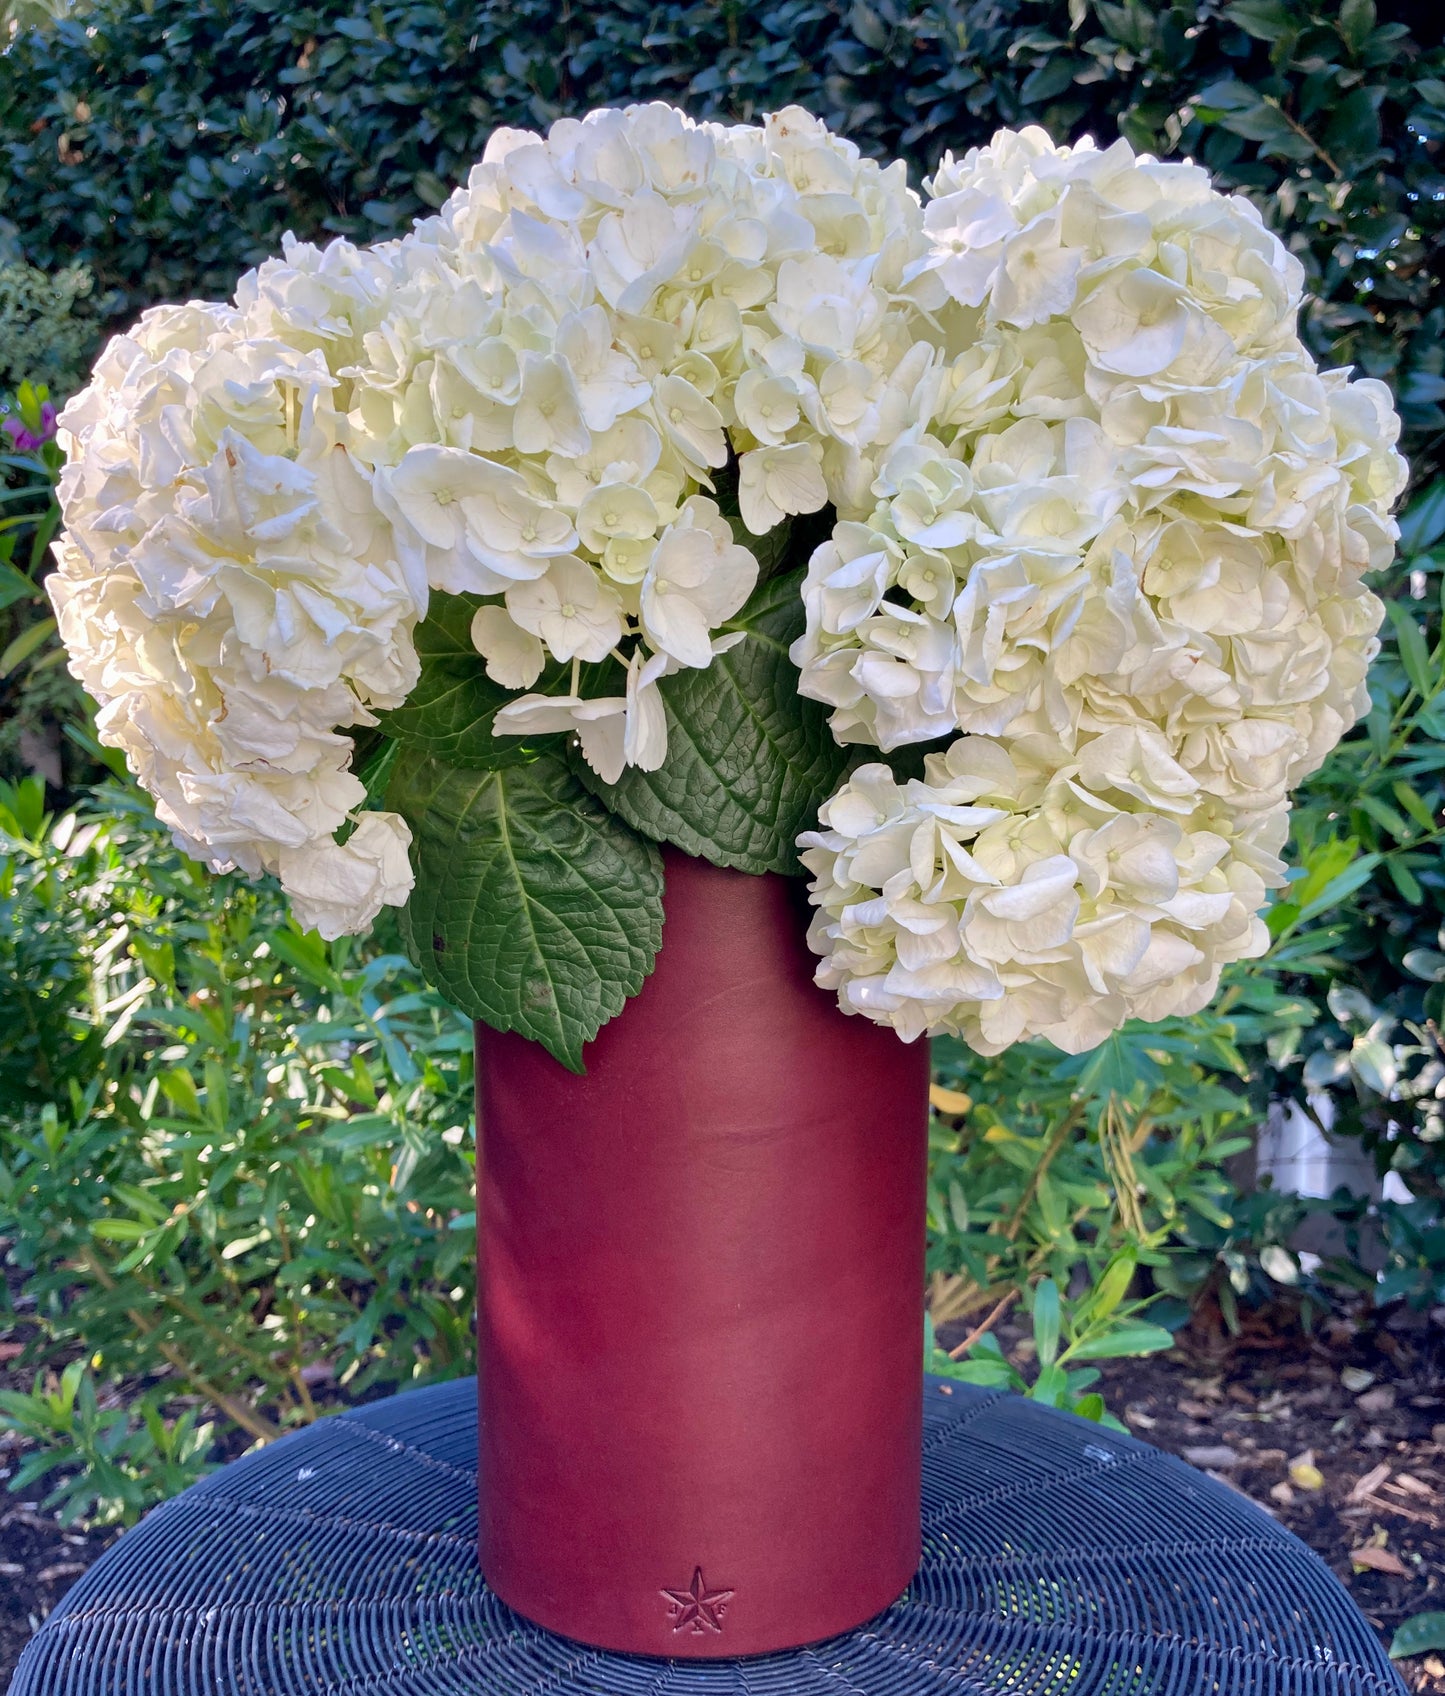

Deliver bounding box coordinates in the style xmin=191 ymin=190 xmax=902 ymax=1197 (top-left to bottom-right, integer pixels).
xmin=662 ymin=1568 xmax=734 ymax=1634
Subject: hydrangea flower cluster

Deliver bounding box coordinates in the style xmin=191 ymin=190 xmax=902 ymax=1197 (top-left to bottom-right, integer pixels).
xmin=51 ymin=102 xmax=943 ymax=936
xmin=334 ymin=102 xmax=939 ymax=777
xmin=49 ymin=109 xmax=1405 ymax=1056
xmin=795 ymin=127 xmax=1406 ymax=1049
xmin=48 ymin=296 xmax=422 ymax=939
xmin=801 ymin=739 xmax=1280 ymax=1054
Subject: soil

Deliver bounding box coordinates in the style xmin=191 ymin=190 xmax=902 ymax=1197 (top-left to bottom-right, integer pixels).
xmin=3 ymin=1302 xmax=1443 ymax=1692
xmin=1114 ymin=1304 xmax=1445 ymax=1696
xmin=0 ymin=1503 xmax=113 ymax=1687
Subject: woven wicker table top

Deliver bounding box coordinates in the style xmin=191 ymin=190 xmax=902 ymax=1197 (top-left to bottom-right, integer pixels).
xmin=11 ymin=1375 xmax=1404 ymax=1695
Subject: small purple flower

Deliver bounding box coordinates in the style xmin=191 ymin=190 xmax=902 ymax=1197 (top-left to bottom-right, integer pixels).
xmin=3 ymin=402 xmax=57 ymax=452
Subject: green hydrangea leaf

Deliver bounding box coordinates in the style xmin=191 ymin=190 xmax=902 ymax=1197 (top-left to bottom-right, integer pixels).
xmin=390 ymin=751 xmax=664 ymax=1071
xmin=578 ymin=565 xmax=853 ymax=876
xmin=376 ymin=592 xmax=560 ymax=769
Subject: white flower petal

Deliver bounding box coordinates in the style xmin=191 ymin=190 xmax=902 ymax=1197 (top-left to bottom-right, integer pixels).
xmin=470 ymin=603 xmax=545 ymax=688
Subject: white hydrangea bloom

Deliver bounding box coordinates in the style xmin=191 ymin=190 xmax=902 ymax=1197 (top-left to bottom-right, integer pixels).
xmin=336 ymin=101 xmax=944 ymax=782
xmin=800 ymin=738 xmax=1277 ymax=1052
xmin=49 ymin=103 xmax=942 ymax=935
xmin=795 ymin=127 xmax=1406 ymax=1051
xmin=492 ymin=647 xmax=673 ymax=784
xmin=49 ymin=280 xmax=425 ymax=937
xmin=794 ymin=127 xmax=1406 ymax=794
xmin=50 ymin=107 xmax=1406 ymax=1020
xmin=277 ymin=812 xmax=415 ymax=942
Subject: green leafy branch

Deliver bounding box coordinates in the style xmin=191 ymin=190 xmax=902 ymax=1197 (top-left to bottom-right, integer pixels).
xmin=928 ymin=1257 xmax=1173 ymax=1429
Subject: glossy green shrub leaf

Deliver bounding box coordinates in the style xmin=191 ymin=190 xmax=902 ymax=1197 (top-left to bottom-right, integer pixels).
xmin=1226 ymin=0 xmax=1299 ymax=42
xmin=0 ymin=554 xmax=40 ymax=612
xmin=1398 ymin=478 xmax=1445 ymax=555
xmin=941 ymin=1357 xmax=1018 ymax=1389
xmin=1390 ymin=1613 xmax=1445 ymax=1659
xmin=1293 ymin=853 xmax=1383 ymax=926
xmin=1081 ymin=1252 xmax=1135 ymax=1324
xmin=1386 ymin=601 xmax=1436 ymax=700
xmin=390 ymin=750 xmax=664 ymax=1070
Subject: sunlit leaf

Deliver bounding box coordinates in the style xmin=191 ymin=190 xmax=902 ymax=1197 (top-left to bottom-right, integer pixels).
xmin=1067 ymin=1322 xmax=1173 ymax=1360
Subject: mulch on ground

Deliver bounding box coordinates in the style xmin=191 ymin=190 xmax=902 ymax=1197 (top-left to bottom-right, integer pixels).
xmin=0 ymin=1503 xmax=112 ymax=1686
xmin=3 ymin=1302 xmax=1443 ymax=1690
xmin=1102 ymin=1306 xmax=1444 ymax=1695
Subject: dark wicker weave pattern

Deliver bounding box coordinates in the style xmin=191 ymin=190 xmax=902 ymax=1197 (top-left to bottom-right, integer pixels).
xmin=11 ymin=1377 xmax=1405 ymax=1695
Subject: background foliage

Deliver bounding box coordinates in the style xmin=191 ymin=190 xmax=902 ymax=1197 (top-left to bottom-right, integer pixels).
xmin=0 ymin=777 xmax=476 ymax=1522
xmin=0 ymin=263 xmax=96 ymax=397
xmin=0 ymin=382 xmax=94 ymax=794
xmin=1 ymin=0 xmax=1444 ymax=1523
xmin=0 ymin=0 xmax=1441 ymax=484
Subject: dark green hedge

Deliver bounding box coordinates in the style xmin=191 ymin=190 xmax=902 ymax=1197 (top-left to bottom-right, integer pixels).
xmin=1 ymin=0 xmax=1443 ymax=481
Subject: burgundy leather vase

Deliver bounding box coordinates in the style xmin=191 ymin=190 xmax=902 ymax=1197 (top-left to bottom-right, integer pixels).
xmin=474 ymin=847 xmax=930 ymax=1658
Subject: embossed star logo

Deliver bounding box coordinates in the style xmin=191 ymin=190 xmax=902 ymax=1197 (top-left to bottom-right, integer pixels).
xmin=662 ymin=1567 xmax=734 ymax=1634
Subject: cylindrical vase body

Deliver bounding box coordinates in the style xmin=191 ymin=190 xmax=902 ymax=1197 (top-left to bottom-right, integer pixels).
xmin=475 ymin=848 xmax=929 ymax=1658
